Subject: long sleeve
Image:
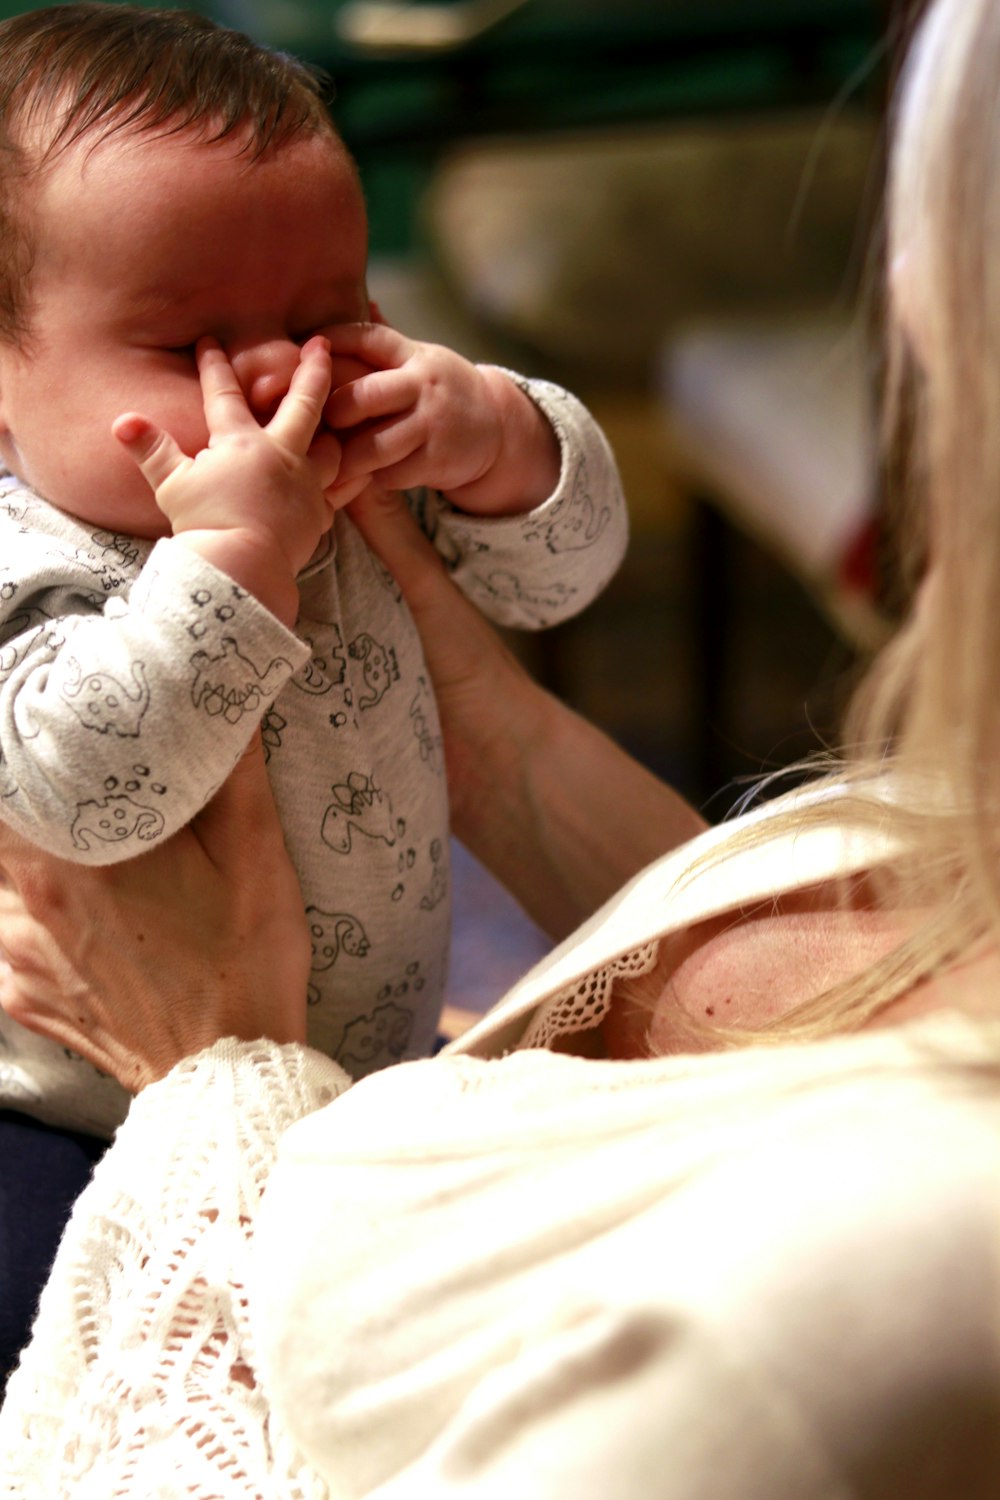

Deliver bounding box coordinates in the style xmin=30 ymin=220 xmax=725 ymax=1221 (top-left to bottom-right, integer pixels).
xmin=0 ymin=1037 xmax=350 ymax=1500
xmin=412 ymin=373 xmax=628 ymax=629
xmin=0 ymin=501 xmax=309 ymax=863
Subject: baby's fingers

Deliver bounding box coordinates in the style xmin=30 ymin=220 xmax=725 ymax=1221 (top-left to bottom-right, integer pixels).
xmin=324 ymin=366 xmax=416 ymax=431
xmin=308 ymin=428 xmax=343 ymax=494
xmin=268 ymin=337 xmax=332 ymax=452
xmin=197 ymin=337 xmax=253 ymax=433
xmin=323 ymin=320 xmax=415 ymax=369
xmin=336 ymin=411 xmax=424 ymax=485
xmin=112 ymin=412 xmax=188 ymax=493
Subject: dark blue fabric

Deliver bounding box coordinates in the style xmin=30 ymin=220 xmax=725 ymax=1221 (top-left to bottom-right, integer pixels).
xmin=0 ymin=1110 xmax=106 ymax=1392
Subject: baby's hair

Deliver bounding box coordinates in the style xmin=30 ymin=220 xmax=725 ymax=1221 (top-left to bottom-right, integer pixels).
xmin=0 ymin=2 xmax=340 ymax=343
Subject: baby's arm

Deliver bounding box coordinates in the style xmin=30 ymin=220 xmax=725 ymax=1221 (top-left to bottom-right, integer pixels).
xmin=0 ymin=339 xmax=337 ymax=864
xmin=114 ymin=337 xmax=339 ymax=629
xmin=324 ymin=322 xmax=560 ymax=517
xmin=324 ymin=324 xmax=628 ymax=629
xmin=0 ymin=507 xmax=308 ymax=865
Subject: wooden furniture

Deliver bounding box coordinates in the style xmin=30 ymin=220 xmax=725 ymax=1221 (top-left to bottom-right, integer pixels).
xmin=660 ymin=318 xmax=885 ymax=798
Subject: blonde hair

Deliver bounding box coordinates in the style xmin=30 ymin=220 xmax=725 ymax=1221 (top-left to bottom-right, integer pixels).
xmin=681 ymin=0 xmax=1000 ymax=1045
xmin=881 ymin=0 xmax=1000 ymax=909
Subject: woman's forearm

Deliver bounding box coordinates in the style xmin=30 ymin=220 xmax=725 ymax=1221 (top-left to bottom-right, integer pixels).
xmin=346 ymin=486 xmax=708 ymax=940
xmin=453 ymin=678 xmax=708 ymax=942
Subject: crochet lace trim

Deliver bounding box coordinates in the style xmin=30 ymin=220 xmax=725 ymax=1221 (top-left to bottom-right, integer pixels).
xmin=520 ymin=941 xmax=660 ymax=1049
xmin=0 ymin=1038 xmax=347 ymax=1499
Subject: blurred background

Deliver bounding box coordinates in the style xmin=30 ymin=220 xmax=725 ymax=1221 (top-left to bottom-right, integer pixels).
xmin=0 ymin=0 xmax=926 ymax=1009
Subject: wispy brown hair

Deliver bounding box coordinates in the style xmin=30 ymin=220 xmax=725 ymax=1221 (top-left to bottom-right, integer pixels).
xmin=0 ymin=2 xmax=339 ymax=341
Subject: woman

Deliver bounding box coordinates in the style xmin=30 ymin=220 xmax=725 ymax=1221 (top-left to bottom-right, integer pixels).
xmin=2 ymin=0 xmax=1000 ymax=1493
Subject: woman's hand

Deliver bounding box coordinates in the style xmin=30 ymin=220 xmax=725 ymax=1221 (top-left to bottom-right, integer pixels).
xmin=347 ymin=487 xmax=707 ymax=939
xmin=0 ymin=737 xmax=310 ymax=1092
xmin=347 ymin=484 xmax=544 ymax=840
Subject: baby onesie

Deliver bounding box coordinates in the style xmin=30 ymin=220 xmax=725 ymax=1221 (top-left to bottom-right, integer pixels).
xmin=0 ymin=372 xmax=627 ymax=1135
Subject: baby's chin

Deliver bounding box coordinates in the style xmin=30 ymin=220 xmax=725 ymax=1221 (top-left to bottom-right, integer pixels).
xmin=75 ymin=501 xmax=173 ymax=542
xmin=13 ymin=466 xmax=169 ymax=541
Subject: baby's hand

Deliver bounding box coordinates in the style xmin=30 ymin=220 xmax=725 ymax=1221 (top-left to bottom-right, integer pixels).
xmin=113 ymin=337 xmax=339 ymax=626
xmin=322 ymin=322 xmax=560 ymax=517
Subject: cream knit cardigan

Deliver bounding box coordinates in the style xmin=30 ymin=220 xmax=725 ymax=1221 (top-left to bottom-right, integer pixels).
xmin=2 ymin=786 xmax=998 ymax=1497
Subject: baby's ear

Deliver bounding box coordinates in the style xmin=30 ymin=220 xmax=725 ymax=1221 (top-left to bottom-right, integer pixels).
xmin=0 ymin=362 xmax=11 ymax=436
xmin=0 ymin=364 xmax=17 ymax=462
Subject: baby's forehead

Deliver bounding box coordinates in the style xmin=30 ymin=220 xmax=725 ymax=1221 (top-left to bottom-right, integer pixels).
xmin=25 ymin=103 xmax=341 ymax=175
xmin=23 ymin=114 xmax=359 ymax=253
xmin=22 ymin=117 xmax=367 ymax=323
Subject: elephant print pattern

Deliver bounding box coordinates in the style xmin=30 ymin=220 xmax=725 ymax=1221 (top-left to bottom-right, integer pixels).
xmin=71 ymin=792 xmax=165 ymax=852
xmin=349 ymin=632 xmax=399 ymax=710
xmin=60 ymin=657 xmax=150 ymax=737
xmin=307 ymin=908 xmax=371 ymax=970
xmin=0 ymin=370 xmax=627 ymax=1130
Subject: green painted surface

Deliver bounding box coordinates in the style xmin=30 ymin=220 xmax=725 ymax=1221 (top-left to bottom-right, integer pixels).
xmin=0 ymin=0 xmax=882 ymax=253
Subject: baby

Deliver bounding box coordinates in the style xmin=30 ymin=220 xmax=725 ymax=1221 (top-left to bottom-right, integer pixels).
xmin=0 ymin=4 xmax=627 ymax=1135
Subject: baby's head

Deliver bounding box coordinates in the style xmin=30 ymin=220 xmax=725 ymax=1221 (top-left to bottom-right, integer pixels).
xmin=0 ymin=3 xmax=369 ymax=536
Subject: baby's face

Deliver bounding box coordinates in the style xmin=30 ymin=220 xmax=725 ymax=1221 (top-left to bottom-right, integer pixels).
xmin=0 ymin=124 xmax=369 ymax=537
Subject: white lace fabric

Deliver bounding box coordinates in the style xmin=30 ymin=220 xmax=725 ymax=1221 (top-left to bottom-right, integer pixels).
xmin=519 ymin=941 xmax=660 ymax=1049
xmin=0 ymin=1038 xmax=350 ymax=1499
xmin=0 ymin=950 xmax=656 ymax=1496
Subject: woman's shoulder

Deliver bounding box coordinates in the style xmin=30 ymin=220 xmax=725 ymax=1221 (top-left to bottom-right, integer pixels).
xmin=281 ymin=1012 xmax=1000 ymax=1174
xmin=452 ymin=776 xmax=907 ymax=1059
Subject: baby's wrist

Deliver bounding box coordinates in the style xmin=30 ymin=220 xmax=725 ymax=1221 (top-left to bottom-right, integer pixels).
xmin=443 ymin=368 xmax=561 ymax=518
xmin=170 ymin=528 xmax=301 ymax=627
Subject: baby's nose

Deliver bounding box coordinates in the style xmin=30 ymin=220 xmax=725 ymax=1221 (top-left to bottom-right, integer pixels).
xmin=228 ymin=337 xmax=302 ymax=421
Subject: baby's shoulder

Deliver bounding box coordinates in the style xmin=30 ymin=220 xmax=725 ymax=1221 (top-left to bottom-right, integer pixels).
xmin=0 ymin=478 xmax=146 ymax=613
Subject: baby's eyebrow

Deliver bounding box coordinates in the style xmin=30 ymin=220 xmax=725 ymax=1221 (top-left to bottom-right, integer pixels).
xmin=126 ymin=276 xmax=364 ymax=314
xmin=117 ymin=276 xmax=370 ymax=340
xmin=123 ymin=282 xmax=204 ymax=316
